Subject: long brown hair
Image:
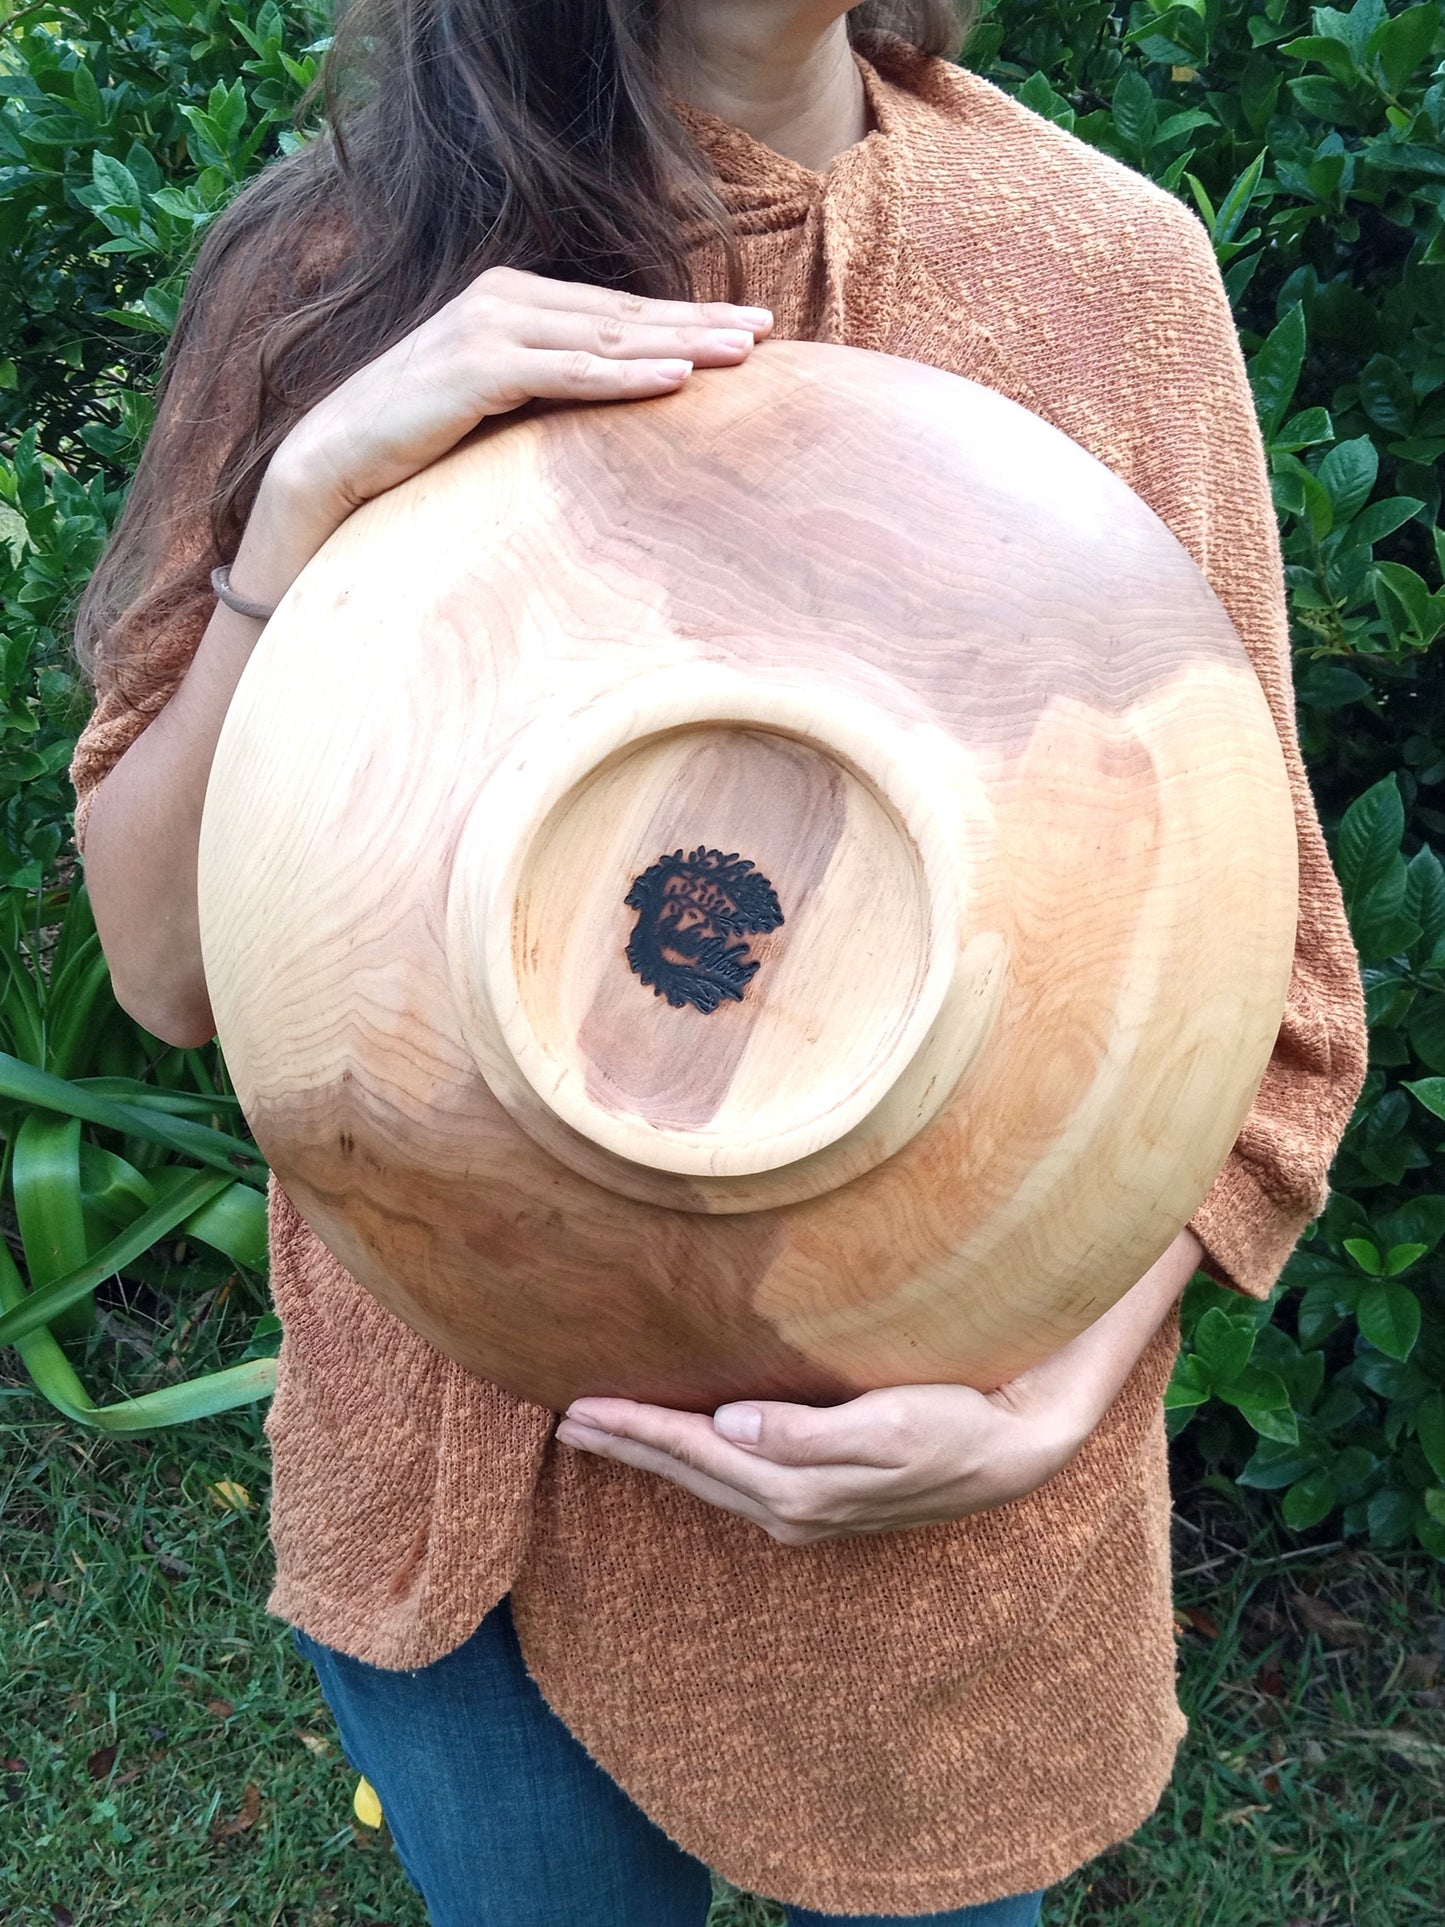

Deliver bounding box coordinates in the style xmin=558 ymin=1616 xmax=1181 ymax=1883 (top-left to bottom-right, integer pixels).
xmin=74 ymin=0 xmax=973 ymax=701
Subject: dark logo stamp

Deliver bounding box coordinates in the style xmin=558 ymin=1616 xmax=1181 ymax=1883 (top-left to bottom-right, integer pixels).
xmin=624 ymin=846 xmax=785 ymax=1014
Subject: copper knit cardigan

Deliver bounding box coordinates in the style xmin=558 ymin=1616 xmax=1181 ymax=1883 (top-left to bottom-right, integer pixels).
xmin=69 ymin=40 xmax=1369 ymax=1917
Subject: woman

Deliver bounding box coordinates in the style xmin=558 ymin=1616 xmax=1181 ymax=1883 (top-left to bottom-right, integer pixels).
xmin=68 ymin=0 xmax=1368 ymax=1922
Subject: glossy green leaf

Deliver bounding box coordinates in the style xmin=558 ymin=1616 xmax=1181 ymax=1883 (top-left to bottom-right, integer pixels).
xmin=1164 ymin=1350 xmax=1212 ymax=1410
xmin=1366 ymin=1484 xmax=1416 ymax=1547
xmin=1383 ymin=1241 xmax=1428 ymax=1276
xmin=1237 ymin=1438 xmax=1320 ymax=1489
xmin=1404 ymin=1076 xmax=1445 ymax=1120
xmin=1319 ymin=0 xmax=1389 ymax=68
xmin=1272 ymin=405 xmax=1334 ymax=452
xmin=1318 ymin=436 xmax=1379 ymax=522
xmin=1357 ymin=1280 xmax=1422 ymax=1360
xmin=1377 ymin=1195 xmax=1445 ymax=1257
xmin=1337 ymin=776 xmax=1404 ymax=902
xmin=1347 ymin=496 xmax=1424 ymax=550
xmin=1372 ymin=562 xmax=1437 ymax=643
xmin=1358 ymin=353 xmax=1415 ymax=435
xmin=1404 ymin=847 xmax=1445 ymax=954
xmin=1342 ymin=1236 xmax=1383 ymax=1275
xmin=1248 ymin=303 xmax=1306 ymax=439
xmin=1192 ymin=1306 xmax=1256 ymax=1383
xmin=1213 ymin=151 xmax=1266 ymax=247
xmin=1280 ymin=34 xmax=1360 ymax=83
xmin=1419 ymin=1395 xmax=1445 ymax=1484
xmin=1370 ymin=4 xmax=1439 ymax=95
xmin=1282 ymin=1470 xmax=1338 ymax=1530
xmin=1112 ymin=68 xmax=1158 ymax=154
xmin=1218 ymin=1366 xmax=1300 ymax=1442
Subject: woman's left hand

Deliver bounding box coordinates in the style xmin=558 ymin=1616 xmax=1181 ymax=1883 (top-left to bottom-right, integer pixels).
xmin=554 ymin=1227 xmax=1205 ymax=1546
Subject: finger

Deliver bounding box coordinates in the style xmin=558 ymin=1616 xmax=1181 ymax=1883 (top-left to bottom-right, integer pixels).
xmin=498 ymin=349 xmax=696 ymax=407
xmin=475 ymin=265 xmax=774 ymax=335
xmin=566 ymin=1392 xmax=914 ymax=1476
xmin=512 ymin=306 xmax=760 ymax=367
xmin=555 ymin=1419 xmax=790 ymax=1534
xmin=559 ymin=1399 xmax=864 ymax=1525
xmin=562 ymin=1400 xmax=781 ymax=1500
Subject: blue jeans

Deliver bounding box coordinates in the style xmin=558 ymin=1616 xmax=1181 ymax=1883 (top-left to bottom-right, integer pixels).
xmin=291 ymin=1597 xmax=1045 ymax=1927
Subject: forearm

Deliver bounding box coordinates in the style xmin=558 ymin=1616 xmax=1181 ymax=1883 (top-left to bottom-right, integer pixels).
xmin=999 ymin=1226 xmax=1203 ymax=1435
xmin=81 ymin=464 xmax=342 ymax=1046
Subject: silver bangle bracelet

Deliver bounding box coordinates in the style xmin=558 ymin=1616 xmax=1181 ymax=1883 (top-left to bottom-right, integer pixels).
xmin=211 ymin=564 xmax=277 ymax=623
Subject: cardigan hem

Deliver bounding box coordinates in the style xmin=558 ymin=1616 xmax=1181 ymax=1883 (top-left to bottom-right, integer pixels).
xmin=659 ymin=1722 xmax=1185 ymax=1916
xmin=275 ymin=1542 xmax=1188 ymax=1915
xmin=265 ymin=1576 xmax=499 ymax=1674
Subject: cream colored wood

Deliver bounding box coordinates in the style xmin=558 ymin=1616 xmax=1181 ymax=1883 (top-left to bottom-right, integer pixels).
xmin=196 ymin=338 xmax=1297 ymax=1412
xmin=447 ymin=662 xmax=985 ymax=1192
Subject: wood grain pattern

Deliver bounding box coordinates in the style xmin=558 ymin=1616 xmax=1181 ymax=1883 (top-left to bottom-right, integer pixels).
xmin=196 ymin=339 xmax=1297 ymax=1411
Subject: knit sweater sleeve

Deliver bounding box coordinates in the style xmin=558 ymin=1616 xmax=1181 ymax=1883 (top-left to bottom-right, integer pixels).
xmin=67 ymin=191 xmax=342 ymax=859
xmin=68 ymin=365 xmax=249 ymax=862
xmin=1131 ymin=202 xmax=1369 ymax=1301
xmin=69 ymin=599 xmax=217 ymax=865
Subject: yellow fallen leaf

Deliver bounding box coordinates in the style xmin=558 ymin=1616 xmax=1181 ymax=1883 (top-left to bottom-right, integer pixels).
xmin=353 ymin=1775 xmax=383 ymax=1828
xmin=1171 ymin=65 xmax=1198 ymax=81
xmin=295 ymin=1729 xmax=332 ymax=1758
xmin=207 ymin=1481 xmax=253 ymax=1512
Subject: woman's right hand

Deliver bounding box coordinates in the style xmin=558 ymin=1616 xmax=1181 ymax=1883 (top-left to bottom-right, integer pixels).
xmin=85 ymin=269 xmax=774 ymax=1052
xmin=267 ymin=265 xmax=774 ymax=534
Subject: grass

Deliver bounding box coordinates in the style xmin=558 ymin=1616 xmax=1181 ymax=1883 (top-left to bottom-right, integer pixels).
xmin=3 ymin=1310 xmax=1443 ymax=1926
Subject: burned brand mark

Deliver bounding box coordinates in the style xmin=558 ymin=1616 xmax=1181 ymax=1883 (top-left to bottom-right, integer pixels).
xmin=624 ymin=846 xmax=784 ymax=1014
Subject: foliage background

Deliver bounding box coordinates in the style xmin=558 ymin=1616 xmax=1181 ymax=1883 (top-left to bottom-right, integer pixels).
xmin=1 ymin=0 xmax=1444 ymax=1555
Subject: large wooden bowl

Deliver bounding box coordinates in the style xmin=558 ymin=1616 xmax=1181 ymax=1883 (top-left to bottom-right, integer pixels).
xmin=197 ymin=339 xmax=1297 ymax=1412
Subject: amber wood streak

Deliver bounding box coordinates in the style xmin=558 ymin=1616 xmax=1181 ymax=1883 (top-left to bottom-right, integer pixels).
xmin=197 ymin=339 xmax=1297 ymax=1411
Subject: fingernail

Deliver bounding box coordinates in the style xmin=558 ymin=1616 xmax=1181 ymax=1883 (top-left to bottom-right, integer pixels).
xmin=712 ymin=329 xmax=755 ymax=351
xmin=736 ymin=307 xmax=773 ymax=326
xmin=556 ymin=1420 xmax=605 ymax=1447
xmin=714 ymin=1403 xmax=762 ymax=1443
xmin=655 ymin=359 xmax=692 ymax=379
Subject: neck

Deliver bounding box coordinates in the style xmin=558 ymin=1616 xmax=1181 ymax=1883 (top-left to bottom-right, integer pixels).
xmin=659 ymin=1 xmax=867 ymax=171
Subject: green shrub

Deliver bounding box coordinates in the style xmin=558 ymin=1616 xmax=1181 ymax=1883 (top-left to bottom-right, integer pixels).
xmin=970 ymin=0 xmax=1445 ymax=1559
xmin=0 ymin=0 xmax=322 ymax=1424
xmin=1 ymin=0 xmax=1443 ymax=1555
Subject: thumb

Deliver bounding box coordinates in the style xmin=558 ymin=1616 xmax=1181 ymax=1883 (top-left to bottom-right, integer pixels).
xmin=712 ymin=1394 xmax=906 ymax=1467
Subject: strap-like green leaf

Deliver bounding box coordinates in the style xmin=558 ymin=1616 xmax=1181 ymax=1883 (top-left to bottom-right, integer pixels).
xmin=12 ymin=1110 xmax=89 ymax=1286
xmin=78 ymin=1139 xmax=159 ymax=1230
xmin=0 ymin=936 xmax=45 ymax=1064
xmin=11 ymin=1110 xmax=94 ymax=1338
xmin=45 ymin=940 xmax=118 ymax=1081
xmin=0 ymin=1165 xmax=233 ymax=1346
xmin=74 ymin=1075 xmax=246 ymax=1119
xmin=0 ymin=1234 xmax=275 ymax=1431
xmin=150 ymin=1164 xmax=269 ymax=1271
xmin=0 ymin=1050 xmax=264 ymax=1176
